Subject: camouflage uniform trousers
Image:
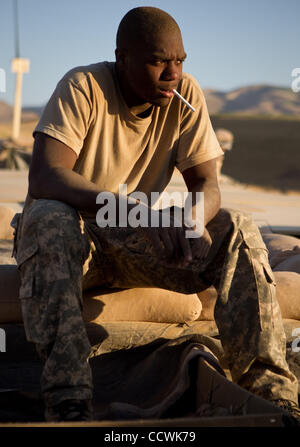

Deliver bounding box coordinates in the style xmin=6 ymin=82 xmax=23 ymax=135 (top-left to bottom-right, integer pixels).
xmin=14 ymin=198 xmax=299 ymax=408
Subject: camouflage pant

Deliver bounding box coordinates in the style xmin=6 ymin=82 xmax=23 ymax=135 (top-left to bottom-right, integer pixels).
xmin=14 ymin=199 xmax=299 ymax=407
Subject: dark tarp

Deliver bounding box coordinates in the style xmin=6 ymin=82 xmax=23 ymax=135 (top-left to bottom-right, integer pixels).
xmin=1 ymin=320 xmax=298 ymax=423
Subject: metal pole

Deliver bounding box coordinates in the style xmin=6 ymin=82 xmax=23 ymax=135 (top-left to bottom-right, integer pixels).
xmin=12 ymin=70 xmax=23 ymax=141
xmin=11 ymin=0 xmax=29 ymax=142
xmin=14 ymin=0 xmax=20 ymax=58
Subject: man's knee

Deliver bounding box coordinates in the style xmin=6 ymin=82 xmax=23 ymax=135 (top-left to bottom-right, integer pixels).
xmin=211 ymin=208 xmax=261 ymax=237
xmin=19 ymin=199 xmax=84 ymax=248
xmin=24 ymin=199 xmax=79 ymax=229
xmin=16 ymin=199 xmax=86 ymax=267
xmin=214 ymin=208 xmax=252 ymax=226
xmin=206 ymin=208 xmax=267 ymax=262
xmin=222 ymin=208 xmax=267 ymax=250
xmin=206 ymin=208 xmax=237 ymax=239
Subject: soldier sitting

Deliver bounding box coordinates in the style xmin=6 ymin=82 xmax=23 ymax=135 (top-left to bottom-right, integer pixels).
xmin=13 ymin=6 xmax=300 ymax=423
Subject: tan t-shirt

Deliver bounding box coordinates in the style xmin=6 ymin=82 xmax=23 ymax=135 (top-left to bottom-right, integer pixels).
xmin=34 ymin=62 xmax=222 ymax=200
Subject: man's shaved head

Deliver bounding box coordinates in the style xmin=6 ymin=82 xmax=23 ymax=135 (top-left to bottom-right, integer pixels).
xmin=116 ymin=6 xmax=182 ymax=50
xmin=115 ymin=7 xmax=186 ymax=111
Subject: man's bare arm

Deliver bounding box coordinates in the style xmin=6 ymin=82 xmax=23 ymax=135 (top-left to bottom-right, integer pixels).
xmin=182 ymin=158 xmax=221 ymax=227
xmin=180 ymin=158 xmax=221 ymax=261
xmin=29 ymin=132 xmax=102 ymax=213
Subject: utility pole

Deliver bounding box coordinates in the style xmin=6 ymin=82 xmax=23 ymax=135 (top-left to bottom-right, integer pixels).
xmin=11 ymin=0 xmax=30 ymax=142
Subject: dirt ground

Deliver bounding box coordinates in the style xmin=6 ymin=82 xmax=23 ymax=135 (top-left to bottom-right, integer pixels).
xmin=211 ymin=115 xmax=300 ymax=193
xmin=0 ymin=120 xmax=37 ymax=148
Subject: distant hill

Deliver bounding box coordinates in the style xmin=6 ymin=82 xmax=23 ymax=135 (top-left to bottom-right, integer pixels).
xmin=203 ymin=85 xmax=300 ymax=116
xmin=1 ymin=85 xmax=300 ymax=121
xmin=22 ymin=105 xmax=44 ymax=117
xmin=0 ymin=101 xmax=13 ymax=122
xmin=0 ymin=101 xmax=41 ymax=123
xmin=211 ymin=115 xmax=300 ymax=192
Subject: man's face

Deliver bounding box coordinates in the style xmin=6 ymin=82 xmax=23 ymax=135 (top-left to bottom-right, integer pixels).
xmin=117 ymin=30 xmax=186 ymax=108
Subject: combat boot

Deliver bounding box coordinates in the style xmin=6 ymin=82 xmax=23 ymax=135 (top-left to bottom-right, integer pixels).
xmin=45 ymin=399 xmax=94 ymax=422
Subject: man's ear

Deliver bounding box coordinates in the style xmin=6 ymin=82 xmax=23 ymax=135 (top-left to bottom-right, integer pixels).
xmin=115 ymin=48 xmax=127 ymax=67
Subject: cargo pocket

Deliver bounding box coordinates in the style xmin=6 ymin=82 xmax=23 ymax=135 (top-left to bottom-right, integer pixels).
xmin=16 ymin=241 xmax=46 ymax=343
xmin=16 ymin=242 xmax=39 ymax=299
xmin=241 ymin=229 xmax=277 ymax=331
xmin=261 ymin=258 xmax=277 ymax=329
xmin=10 ymin=212 xmax=22 ymax=259
xmin=16 ymin=240 xmax=59 ymax=345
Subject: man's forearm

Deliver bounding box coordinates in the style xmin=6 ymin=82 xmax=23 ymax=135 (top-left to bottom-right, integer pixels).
xmin=29 ymin=167 xmax=103 ymax=214
xmin=29 ymin=167 xmax=146 ymax=218
xmin=188 ymin=179 xmax=221 ymax=228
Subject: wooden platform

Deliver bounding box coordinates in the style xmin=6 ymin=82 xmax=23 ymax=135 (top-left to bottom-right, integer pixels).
xmin=0 ymin=413 xmax=285 ymax=427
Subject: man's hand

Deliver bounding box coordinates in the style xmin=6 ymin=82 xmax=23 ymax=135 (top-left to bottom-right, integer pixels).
xmin=140 ymin=220 xmax=212 ymax=267
xmin=180 ymin=158 xmax=221 ymax=265
xmin=190 ymin=227 xmax=212 ymax=262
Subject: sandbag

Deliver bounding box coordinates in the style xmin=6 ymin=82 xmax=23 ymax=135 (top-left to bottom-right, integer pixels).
xmin=0 ymin=206 xmax=15 ymax=240
xmin=274 ymin=271 xmax=300 ymax=320
xmin=197 ymin=232 xmax=300 ymax=321
xmin=82 ymin=288 xmax=202 ymax=324
xmin=0 ymin=264 xmax=202 ymax=324
xmin=273 ymin=253 xmax=300 ymax=274
xmin=0 ymin=264 xmax=22 ymax=322
xmin=262 ymin=232 xmax=300 ymax=252
xmin=196 ymin=287 xmax=217 ymax=321
xmin=0 ymin=239 xmax=16 ymax=265
xmin=262 ymin=232 xmax=300 ymax=268
xmin=196 ymin=270 xmax=300 ymax=322
xmin=269 ymin=248 xmax=300 ymax=269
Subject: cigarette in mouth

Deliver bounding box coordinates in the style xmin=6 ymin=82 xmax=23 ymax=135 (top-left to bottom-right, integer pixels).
xmin=172 ymin=89 xmax=195 ymax=112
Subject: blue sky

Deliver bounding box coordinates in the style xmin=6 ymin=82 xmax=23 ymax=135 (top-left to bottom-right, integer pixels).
xmin=1 ymin=0 xmax=300 ymax=106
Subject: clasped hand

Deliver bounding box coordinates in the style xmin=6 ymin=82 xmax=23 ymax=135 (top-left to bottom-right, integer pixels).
xmin=139 ymin=207 xmax=212 ymax=267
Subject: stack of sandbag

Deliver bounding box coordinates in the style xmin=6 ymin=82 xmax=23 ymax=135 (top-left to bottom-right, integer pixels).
xmin=262 ymin=232 xmax=300 ymax=273
xmin=0 ymin=264 xmax=202 ymax=324
xmin=0 ymin=202 xmax=299 ymax=325
xmin=82 ymin=287 xmax=202 ymax=324
xmin=81 ymin=229 xmax=300 ymax=324
xmin=262 ymin=232 xmax=300 ymax=321
xmin=273 ymin=271 xmax=300 ymax=320
xmin=196 ymin=271 xmax=300 ymax=322
xmin=0 ymin=264 xmax=22 ymax=322
xmin=195 ymin=231 xmax=300 ymax=322
xmin=0 ymin=206 xmax=15 ymax=240
xmin=0 ymin=207 xmax=201 ymax=325
xmin=0 ymin=206 xmax=17 ymax=266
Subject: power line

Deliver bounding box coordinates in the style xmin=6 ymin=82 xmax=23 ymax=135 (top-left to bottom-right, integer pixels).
xmin=13 ymin=0 xmax=20 ymax=58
